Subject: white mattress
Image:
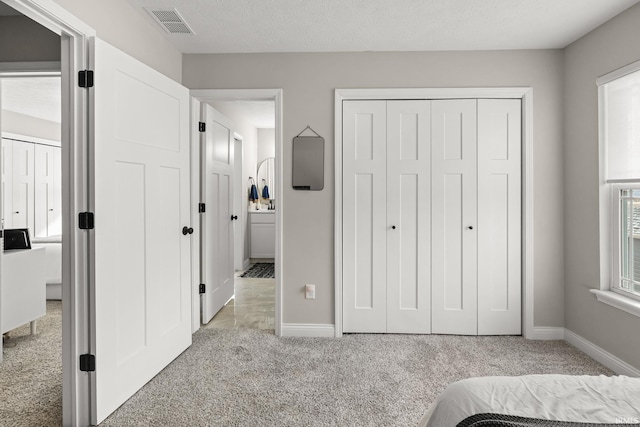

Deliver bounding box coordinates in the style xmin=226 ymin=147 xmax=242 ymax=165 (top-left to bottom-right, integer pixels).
xmin=419 ymin=375 xmax=640 ymax=426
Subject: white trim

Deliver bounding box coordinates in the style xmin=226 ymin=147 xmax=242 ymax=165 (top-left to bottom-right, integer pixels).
xmin=189 ymin=88 xmax=283 ymax=337
xmin=564 ymin=329 xmax=640 ymax=377
xmin=1 ymin=131 xmax=60 ymax=147
xmin=281 ymin=323 xmax=335 ymax=337
xmin=189 ymin=97 xmax=202 ymax=333
xmin=2 ymin=1 xmax=95 ymax=425
xmin=529 ymin=327 xmax=565 ymax=340
xmin=596 ymin=58 xmax=640 ymax=87
xmin=590 ymin=290 xmax=640 ymax=318
xmin=334 ymin=87 xmax=534 ymax=339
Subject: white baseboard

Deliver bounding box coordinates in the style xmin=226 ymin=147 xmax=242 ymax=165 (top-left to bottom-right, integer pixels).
xmin=564 ymin=329 xmax=640 ymax=377
xmin=280 ymin=323 xmax=335 ymax=337
xmin=243 ymin=258 xmax=250 ymax=270
xmin=529 ymin=326 xmax=565 ymax=340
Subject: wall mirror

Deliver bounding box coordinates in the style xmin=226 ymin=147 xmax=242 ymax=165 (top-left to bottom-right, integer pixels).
xmin=292 ymin=136 xmax=324 ymax=190
xmin=257 ymin=157 xmax=275 ymax=200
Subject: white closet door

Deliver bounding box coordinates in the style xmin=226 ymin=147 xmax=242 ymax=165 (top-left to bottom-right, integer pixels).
xmin=386 ymin=100 xmax=431 ymax=333
xmin=1 ymin=139 xmax=13 ymax=229
xmin=34 ymin=144 xmax=55 ymax=238
xmin=51 ymin=146 xmax=62 ymax=236
xmin=343 ymin=100 xmax=387 ymax=333
xmin=477 ymin=99 xmax=522 ymax=335
xmin=431 ymin=100 xmax=478 ymax=335
xmin=11 ymin=140 xmax=34 ymax=233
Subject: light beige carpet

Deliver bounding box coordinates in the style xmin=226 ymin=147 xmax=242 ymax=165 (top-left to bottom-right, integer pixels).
xmin=0 ymin=305 xmax=616 ymax=427
xmin=0 ymin=300 xmax=62 ymax=427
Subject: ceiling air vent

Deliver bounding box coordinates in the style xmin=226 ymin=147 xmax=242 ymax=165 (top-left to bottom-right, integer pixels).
xmin=145 ymin=8 xmax=194 ymax=35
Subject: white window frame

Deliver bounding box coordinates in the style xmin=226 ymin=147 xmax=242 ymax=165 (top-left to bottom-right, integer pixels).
xmin=610 ymin=184 xmax=640 ymax=302
xmin=592 ymin=59 xmax=640 ymax=318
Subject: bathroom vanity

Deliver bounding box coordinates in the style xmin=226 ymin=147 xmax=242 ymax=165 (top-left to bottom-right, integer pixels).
xmin=249 ymin=210 xmax=275 ymax=259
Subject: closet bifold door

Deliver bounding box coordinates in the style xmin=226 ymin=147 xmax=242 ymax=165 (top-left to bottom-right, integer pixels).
xmin=477 ymin=99 xmax=522 ymax=335
xmin=431 ymin=99 xmax=478 ymax=335
xmin=343 ymin=100 xmax=387 ymax=333
xmin=386 ymin=100 xmax=431 ymax=333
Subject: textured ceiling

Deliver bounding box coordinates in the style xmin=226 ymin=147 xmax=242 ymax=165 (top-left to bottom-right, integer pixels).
xmin=1 ymin=78 xmax=61 ymax=124
xmin=128 ymin=0 xmax=640 ymax=53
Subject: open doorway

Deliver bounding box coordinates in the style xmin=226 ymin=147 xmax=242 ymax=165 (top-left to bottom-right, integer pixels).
xmin=0 ymin=2 xmax=64 ymax=424
xmin=191 ymin=91 xmax=282 ymax=336
xmin=211 ymin=100 xmax=276 ymax=330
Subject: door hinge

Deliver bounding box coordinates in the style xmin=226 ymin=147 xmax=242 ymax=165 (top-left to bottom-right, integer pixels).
xmin=198 ymin=122 xmax=206 ymax=132
xmin=199 ymin=203 xmax=206 ymax=213
xmin=199 ymin=284 xmax=206 ymax=294
xmin=78 ymin=212 xmax=94 ymax=230
xmin=79 ymin=354 xmax=95 ymax=372
xmin=78 ymin=70 xmax=94 ymax=88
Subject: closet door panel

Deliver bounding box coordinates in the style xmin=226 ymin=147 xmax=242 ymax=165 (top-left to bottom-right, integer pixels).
xmin=343 ymin=100 xmax=387 ymax=333
xmin=386 ymin=100 xmax=431 ymax=333
xmin=431 ymin=100 xmax=478 ymax=335
xmin=11 ymin=140 xmax=35 ymax=232
xmin=1 ymin=139 xmax=14 ymax=229
xmin=34 ymin=144 xmax=55 ymax=238
xmin=477 ymin=99 xmax=522 ymax=335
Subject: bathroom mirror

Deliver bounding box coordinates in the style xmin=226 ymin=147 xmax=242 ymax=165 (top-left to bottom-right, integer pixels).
xmin=292 ymin=136 xmax=324 ymax=190
xmin=257 ymin=157 xmax=275 ymax=200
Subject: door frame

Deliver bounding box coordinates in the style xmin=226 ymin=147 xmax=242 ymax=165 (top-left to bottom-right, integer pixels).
xmin=190 ymin=89 xmax=283 ymax=337
xmin=1 ymin=0 xmax=93 ymax=425
xmin=334 ymin=87 xmax=534 ymax=339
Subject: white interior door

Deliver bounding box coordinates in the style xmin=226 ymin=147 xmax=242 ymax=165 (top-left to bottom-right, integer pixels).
xmin=92 ymin=38 xmax=192 ymax=424
xmin=386 ymin=100 xmax=431 ymax=333
xmin=233 ymin=137 xmax=244 ymax=271
xmin=431 ymin=99 xmax=478 ymax=335
xmin=342 ymin=100 xmax=387 ymax=333
xmin=201 ymin=104 xmax=235 ymax=324
xmin=477 ymin=99 xmax=522 ymax=335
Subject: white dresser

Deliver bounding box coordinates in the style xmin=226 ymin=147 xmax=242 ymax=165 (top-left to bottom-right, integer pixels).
xmin=249 ymin=210 xmax=275 ymax=258
xmin=1 ymin=247 xmax=46 ymax=334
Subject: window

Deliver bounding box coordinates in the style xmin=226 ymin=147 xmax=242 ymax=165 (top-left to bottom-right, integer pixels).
xmin=613 ymin=186 xmax=640 ymax=300
xmin=595 ymin=60 xmax=640 ymax=314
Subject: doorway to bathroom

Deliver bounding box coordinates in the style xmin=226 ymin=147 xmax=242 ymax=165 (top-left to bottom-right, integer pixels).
xmin=191 ymin=89 xmax=282 ymax=336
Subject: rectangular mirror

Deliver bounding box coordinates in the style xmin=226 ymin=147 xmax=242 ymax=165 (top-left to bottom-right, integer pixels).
xmin=292 ymin=136 xmax=324 ymax=190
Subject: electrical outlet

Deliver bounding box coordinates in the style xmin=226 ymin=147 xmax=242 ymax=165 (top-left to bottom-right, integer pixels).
xmin=305 ymin=284 xmax=316 ymax=299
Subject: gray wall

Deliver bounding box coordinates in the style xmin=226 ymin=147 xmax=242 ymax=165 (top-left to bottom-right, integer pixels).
xmin=183 ymin=50 xmax=566 ymax=326
xmin=52 ymin=0 xmax=182 ymax=82
xmin=0 ymin=15 xmax=60 ymax=62
xmin=563 ymin=3 xmax=640 ymax=368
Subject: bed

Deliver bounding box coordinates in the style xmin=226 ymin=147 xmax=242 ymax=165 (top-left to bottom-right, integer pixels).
xmin=419 ymin=375 xmax=640 ymax=426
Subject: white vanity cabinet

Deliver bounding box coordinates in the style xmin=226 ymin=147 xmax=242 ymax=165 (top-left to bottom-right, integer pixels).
xmin=249 ymin=210 xmax=275 ymax=258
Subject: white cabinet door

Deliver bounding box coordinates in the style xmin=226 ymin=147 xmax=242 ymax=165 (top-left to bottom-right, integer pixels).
xmin=92 ymin=38 xmax=192 ymax=424
xmin=386 ymin=100 xmax=431 ymax=334
xmin=342 ymin=100 xmax=388 ymax=333
xmin=201 ymin=104 xmax=235 ymax=325
xmin=431 ymin=100 xmax=478 ymax=335
xmin=477 ymin=99 xmax=522 ymax=335
xmin=10 ymin=140 xmax=34 ymax=232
